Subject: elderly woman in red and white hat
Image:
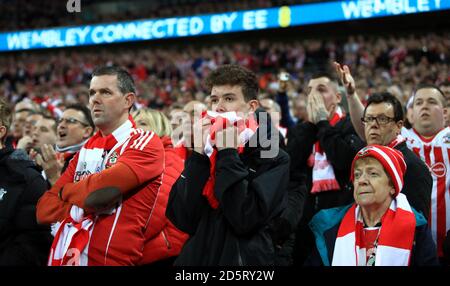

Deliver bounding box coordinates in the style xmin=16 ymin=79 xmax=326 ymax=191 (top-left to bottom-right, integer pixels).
xmin=307 ymin=145 xmax=438 ymax=266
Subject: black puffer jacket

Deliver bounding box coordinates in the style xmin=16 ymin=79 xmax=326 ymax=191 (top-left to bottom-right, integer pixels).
xmin=0 ymin=147 xmax=52 ymax=265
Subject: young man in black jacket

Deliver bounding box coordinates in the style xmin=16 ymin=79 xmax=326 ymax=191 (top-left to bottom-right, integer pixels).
xmin=0 ymin=98 xmax=52 ymax=265
xmin=166 ymin=64 xmax=290 ymax=266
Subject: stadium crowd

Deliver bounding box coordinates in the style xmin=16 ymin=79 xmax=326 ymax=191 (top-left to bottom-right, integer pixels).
xmin=0 ymin=0 xmax=449 ymax=268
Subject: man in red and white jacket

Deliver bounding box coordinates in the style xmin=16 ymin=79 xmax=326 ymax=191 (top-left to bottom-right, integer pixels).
xmin=36 ymin=66 xmax=164 ymax=266
xmin=401 ymin=84 xmax=450 ymax=263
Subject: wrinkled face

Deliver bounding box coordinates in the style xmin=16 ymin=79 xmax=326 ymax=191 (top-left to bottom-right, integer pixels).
xmin=57 ymin=109 xmax=92 ymax=148
xmin=364 ymin=102 xmax=402 ymax=146
xmin=307 ymin=77 xmax=341 ymax=114
xmin=12 ymin=110 xmax=29 ymax=138
xmin=31 ymin=118 xmax=57 ymax=150
xmin=353 ymin=157 xmax=395 ymax=208
xmin=89 ymin=75 xmax=132 ymax=134
xmin=412 ymin=88 xmax=446 ymax=136
xmin=210 ymin=85 xmax=257 ymax=115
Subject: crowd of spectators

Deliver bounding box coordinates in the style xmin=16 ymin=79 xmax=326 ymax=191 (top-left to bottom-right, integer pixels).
xmin=1 ymin=32 xmax=448 ymax=115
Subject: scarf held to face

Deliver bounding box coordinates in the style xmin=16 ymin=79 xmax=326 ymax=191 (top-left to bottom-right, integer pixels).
xmin=201 ymin=111 xmax=258 ymax=209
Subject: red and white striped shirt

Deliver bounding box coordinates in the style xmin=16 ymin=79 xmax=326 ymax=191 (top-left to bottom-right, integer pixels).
xmin=402 ymin=127 xmax=450 ymax=257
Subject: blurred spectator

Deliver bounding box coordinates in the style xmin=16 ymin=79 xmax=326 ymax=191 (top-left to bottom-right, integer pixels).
xmin=132 ymin=108 xmax=188 ymax=266
xmin=0 ymin=97 xmax=52 ymax=265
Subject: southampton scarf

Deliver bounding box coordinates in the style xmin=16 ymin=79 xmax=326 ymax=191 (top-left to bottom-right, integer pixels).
xmin=387 ymin=134 xmax=406 ymax=149
xmin=307 ymin=107 xmax=344 ymax=193
xmin=332 ymin=193 xmax=416 ymax=266
xmin=48 ymin=117 xmax=136 ymax=266
xmin=202 ymin=111 xmax=258 ymax=209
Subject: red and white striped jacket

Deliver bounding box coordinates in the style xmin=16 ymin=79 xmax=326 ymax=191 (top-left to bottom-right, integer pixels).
xmin=402 ymin=127 xmax=450 ymax=257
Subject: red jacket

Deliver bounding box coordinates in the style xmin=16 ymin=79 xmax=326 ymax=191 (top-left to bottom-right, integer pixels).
xmin=139 ymin=137 xmax=188 ymax=264
xmin=37 ymin=124 xmax=164 ymax=265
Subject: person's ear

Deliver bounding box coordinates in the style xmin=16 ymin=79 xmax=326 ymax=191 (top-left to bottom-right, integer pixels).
xmin=396 ymin=120 xmax=404 ymax=131
xmin=124 ymin=93 xmax=136 ymax=111
xmin=335 ymin=91 xmax=342 ymax=104
xmin=248 ymin=99 xmax=259 ymax=112
xmin=83 ymin=126 xmax=94 ymax=139
xmin=389 ymin=184 xmax=396 ymax=197
xmin=0 ymin=126 xmax=6 ymax=144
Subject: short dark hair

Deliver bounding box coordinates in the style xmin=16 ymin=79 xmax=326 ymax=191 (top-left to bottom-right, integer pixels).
xmin=310 ymin=71 xmax=339 ymax=92
xmin=0 ymin=98 xmax=12 ymax=143
xmin=65 ymin=104 xmax=95 ymax=134
xmin=363 ymin=92 xmax=404 ymax=122
xmin=413 ymin=84 xmax=446 ymax=107
xmin=92 ymin=66 xmax=136 ymax=95
xmin=205 ymin=64 xmax=258 ymax=102
xmin=310 ymin=71 xmax=337 ymax=82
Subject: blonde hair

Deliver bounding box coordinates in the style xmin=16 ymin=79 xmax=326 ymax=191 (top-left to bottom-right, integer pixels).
xmin=132 ymin=108 xmax=172 ymax=137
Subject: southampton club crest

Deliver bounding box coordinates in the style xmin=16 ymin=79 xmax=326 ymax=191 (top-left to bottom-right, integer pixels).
xmin=105 ymin=151 xmax=119 ymax=169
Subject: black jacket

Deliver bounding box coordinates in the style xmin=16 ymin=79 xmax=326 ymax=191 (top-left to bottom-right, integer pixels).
xmin=0 ymin=147 xmax=52 ymax=265
xmin=274 ymin=116 xmax=365 ymax=265
xmin=307 ymin=205 xmax=439 ymax=266
xmin=393 ymin=141 xmax=432 ymax=219
xmin=166 ymin=117 xmax=290 ymax=266
xmin=283 ymin=116 xmax=365 ymax=231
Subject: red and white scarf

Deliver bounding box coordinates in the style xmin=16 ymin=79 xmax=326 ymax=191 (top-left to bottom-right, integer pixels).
xmin=202 ymin=111 xmax=258 ymax=209
xmin=48 ymin=117 xmax=137 ymax=266
xmin=307 ymin=107 xmax=344 ymax=193
xmin=332 ymin=193 xmax=416 ymax=266
xmin=387 ymin=134 xmax=406 ymax=149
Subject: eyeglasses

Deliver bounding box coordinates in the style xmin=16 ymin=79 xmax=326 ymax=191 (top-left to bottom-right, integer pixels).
xmin=57 ymin=117 xmax=89 ymax=126
xmin=361 ymin=115 xmax=396 ymax=125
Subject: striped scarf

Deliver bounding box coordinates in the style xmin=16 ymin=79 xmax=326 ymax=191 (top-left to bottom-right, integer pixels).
xmin=202 ymin=111 xmax=258 ymax=209
xmin=387 ymin=134 xmax=406 ymax=149
xmin=48 ymin=117 xmax=137 ymax=266
xmin=308 ymin=107 xmax=344 ymax=193
xmin=332 ymin=193 xmax=416 ymax=266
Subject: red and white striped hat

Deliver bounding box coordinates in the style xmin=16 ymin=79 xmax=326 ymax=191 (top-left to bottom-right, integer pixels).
xmin=350 ymin=145 xmax=407 ymax=197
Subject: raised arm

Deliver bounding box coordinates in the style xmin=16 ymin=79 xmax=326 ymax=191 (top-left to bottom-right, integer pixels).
xmin=334 ymin=62 xmax=366 ymax=141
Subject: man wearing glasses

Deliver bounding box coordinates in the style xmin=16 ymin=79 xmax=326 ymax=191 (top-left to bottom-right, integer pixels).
xmin=360 ymin=93 xmax=431 ymax=219
xmin=335 ymin=62 xmax=432 ymax=221
xmin=32 ymin=104 xmax=95 ymax=186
